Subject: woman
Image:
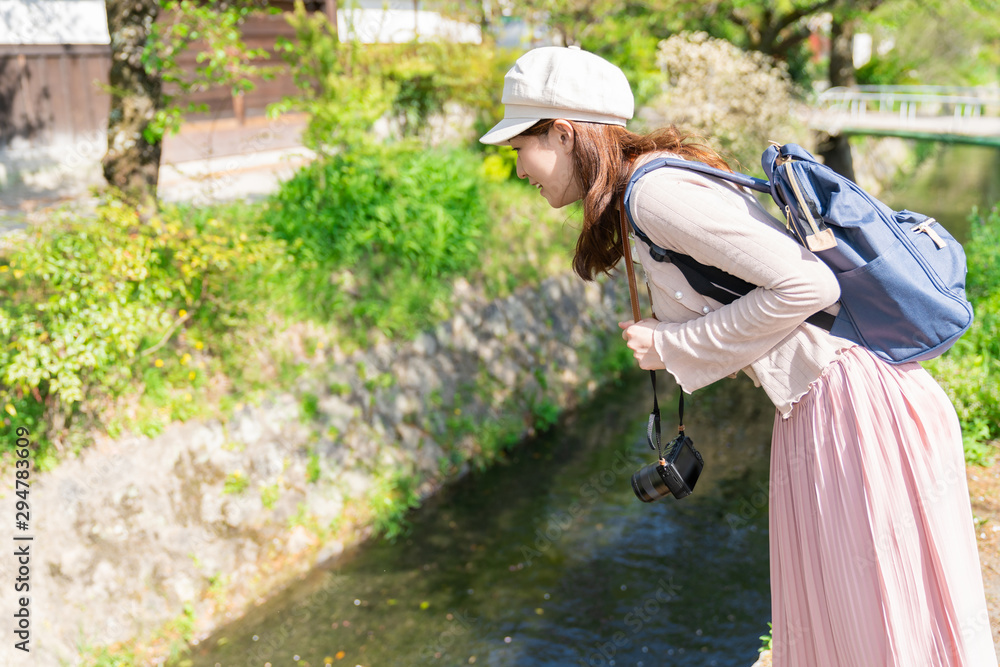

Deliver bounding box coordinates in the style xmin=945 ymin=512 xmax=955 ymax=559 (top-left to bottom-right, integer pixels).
xmin=481 ymin=46 xmax=997 ymax=666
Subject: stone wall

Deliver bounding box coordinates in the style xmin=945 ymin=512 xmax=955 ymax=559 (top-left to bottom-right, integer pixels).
xmin=5 ymin=273 xmax=631 ymax=666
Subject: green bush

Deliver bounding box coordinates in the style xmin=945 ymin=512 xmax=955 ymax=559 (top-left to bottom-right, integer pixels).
xmin=382 ymin=40 xmax=510 ymax=139
xmin=272 ymin=2 xmax=511 ymax=151
xmin=0 ymin=144 xmax=579 ymax=458
xmin=854 ymin=52 xmax=921 ymax=87
xmin=0 ymin=198 xmax=285 ymax=455
xmin=270 ymin=2 xmax=397 ymax=154
xmin=261 ymin=145 xmax=489 ymax=342
xmin=924 ymin=204 xmax=1000 ymax=464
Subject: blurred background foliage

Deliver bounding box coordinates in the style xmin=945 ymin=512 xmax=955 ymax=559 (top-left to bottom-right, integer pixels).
xmin=639 ymin=31 xmax=801 ymax=171
xmin=923 ymin=205 xmax=1000 ymax=466
xmin=2 ymin=0 xmax=999 ymax=462
xmin=857 ymin=0 xmax=1000 ymax=85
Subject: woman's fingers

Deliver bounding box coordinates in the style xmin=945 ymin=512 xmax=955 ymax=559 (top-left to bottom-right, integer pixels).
xmin=619 ymin=319 xmax=664 ymax=370
xmin=618 ymin=320 xmax=634 ymax=340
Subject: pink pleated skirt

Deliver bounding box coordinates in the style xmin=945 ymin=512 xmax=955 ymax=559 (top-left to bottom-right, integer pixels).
xmin=770 ymin=345 xmax=998 ymax=667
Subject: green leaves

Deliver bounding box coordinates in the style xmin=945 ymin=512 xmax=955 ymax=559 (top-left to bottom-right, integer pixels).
xmin=263 ymin=147 xmax=488 ymax=341
xmin=924 ymin=204 xmax=1000 ymax=464
xmin=271 ymin=3 xmax=508 ymax=151
xmin=0 ymin=196 xmax=285 ymax=449
xmin=141 ymin=0 xmax=280 ymax=138
xmin=0 ymin=141 xmax=578 ymax=456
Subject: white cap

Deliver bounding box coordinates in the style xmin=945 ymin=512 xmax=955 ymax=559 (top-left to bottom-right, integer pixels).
xmin=479 ymin=46 xmax=634 ymax=146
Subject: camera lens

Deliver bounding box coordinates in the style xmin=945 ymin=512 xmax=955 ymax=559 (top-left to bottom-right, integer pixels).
xmin=631 ymin=463 xmax=671 ymax=503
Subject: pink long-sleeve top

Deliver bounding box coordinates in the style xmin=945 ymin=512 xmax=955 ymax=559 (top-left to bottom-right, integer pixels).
xmin=626 ymin=153 xmax=855 ymax=416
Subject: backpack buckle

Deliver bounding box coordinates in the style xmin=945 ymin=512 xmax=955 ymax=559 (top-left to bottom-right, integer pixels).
xmin=650 ymin=246 xmax=669 ymax=263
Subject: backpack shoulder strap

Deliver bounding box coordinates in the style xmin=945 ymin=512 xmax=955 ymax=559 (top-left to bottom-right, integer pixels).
xmin=628 ymin=157 xmax=770 ymax=196
xmin=621 ymin=156 xmax=835 ymax=331
xmin=622 ymin=157 xmax=768 ymax=252
xmin=622 ymin=157 xmax=766 ymax=304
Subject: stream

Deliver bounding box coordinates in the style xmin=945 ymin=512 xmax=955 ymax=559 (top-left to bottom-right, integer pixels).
xmin=175 ymin=372 xmax=777 ymax=667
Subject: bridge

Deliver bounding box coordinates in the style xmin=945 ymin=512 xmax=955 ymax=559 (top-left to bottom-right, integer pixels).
xmin=807 ymin=85 xmax=1000 ymax=147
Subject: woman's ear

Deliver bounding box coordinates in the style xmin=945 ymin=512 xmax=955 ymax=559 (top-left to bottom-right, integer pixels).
xmin=550 ymin=119 xmax=576 ymax=154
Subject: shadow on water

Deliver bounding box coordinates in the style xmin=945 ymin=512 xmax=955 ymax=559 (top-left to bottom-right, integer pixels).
xmin=174 ymin=370 xmax=777 ymax=667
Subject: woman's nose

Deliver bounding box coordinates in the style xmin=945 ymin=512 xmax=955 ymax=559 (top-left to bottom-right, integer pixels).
xmin=515 ymin=157 xmax=526 ymax=179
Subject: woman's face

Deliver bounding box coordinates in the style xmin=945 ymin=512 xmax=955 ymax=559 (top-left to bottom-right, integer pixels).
xmin=509 ymin=122 xmax=582 ymax=209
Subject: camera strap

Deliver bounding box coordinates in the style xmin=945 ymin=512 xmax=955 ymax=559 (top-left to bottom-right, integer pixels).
xmin=619 ymin=197 xmax=683 ymax=465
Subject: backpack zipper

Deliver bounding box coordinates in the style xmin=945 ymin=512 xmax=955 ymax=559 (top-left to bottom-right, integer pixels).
xmin=846 ymin=178 xmax=970 ymax=310
xmin=912 ymin=218 xmax=947 ymax=249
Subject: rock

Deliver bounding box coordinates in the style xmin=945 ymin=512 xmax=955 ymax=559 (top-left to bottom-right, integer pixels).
xmin=250 ymin=441 xmax=284 ymax=481
xmin=230 ymin=409 xmax=263 ymax=445
xmin=319 ymin=394 xmax=357 ymax=433
xmin=285 ymin=525 xmax=315 ymax=555
xmin=412 ymin=332 xmax=438 ymax=356
xmin=304 ymin=488 xmax=344 ymax=525
xmin=480 ymin=302 xmax=508 ymax=338
xmin=315 ymin=540 xmax=345 ymax=564
xmin=339 ymin=471 xmax=373 ymax=500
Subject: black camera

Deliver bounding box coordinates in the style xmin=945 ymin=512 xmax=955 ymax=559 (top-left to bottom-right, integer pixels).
xmin=631 ymin=432 xmax=704 ymax=502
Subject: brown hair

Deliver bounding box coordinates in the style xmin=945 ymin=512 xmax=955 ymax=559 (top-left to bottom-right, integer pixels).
xmin=519 ymin=120 xmax=731 ymax=282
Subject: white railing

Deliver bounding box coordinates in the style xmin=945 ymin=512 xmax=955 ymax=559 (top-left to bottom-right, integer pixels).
xmin=817 ymin=85 xmax=1000 ymax=123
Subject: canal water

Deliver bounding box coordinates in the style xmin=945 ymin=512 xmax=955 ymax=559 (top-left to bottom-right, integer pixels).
xmin=174 ymin=371 xmax=777 ymax=667
xmin=880 ymin=143 xmax=1000 ymax=243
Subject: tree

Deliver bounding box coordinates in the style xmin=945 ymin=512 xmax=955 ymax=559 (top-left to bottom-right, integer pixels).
xmin=103 ymin=0 xmax=163 ymax=206
xmin=644 ymin=31 xmax=798 ymax=170
xmin=653 ymin=0 xmax=893 ymax=82
xmin=711 ymin=0 xmax=841 ymax=60
xmin=517 ymin=0 xmax=624 ymax=46
xmin=660 ymin=0 xmax=888 ymax=177
xmin=269 ymin=1 xmax=397 ymax=154
xmin=816 ymin=11 xmax=861 ymax=179
xmin=102 ymin=0 xmax=276 ymax=207
xmin=858 ymin=0 xmax=1000 ymax=85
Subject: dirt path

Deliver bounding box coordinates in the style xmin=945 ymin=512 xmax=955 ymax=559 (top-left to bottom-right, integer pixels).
xmin=967 ymin=459 xmax=1000 ymax=654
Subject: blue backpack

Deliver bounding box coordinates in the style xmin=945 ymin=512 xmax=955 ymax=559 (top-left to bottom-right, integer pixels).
xmin=623 ymin=143 xmax=974 ymax=365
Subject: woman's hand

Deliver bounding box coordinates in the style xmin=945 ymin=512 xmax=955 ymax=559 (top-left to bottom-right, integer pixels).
xmin=618 ymin=318 xmax=666 ymax=370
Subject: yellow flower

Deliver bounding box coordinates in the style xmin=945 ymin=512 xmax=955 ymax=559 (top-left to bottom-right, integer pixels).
xmin=189 ymin=371 xmax=196 ymax=380
xmin=154 ymin=359 xmax=164 ymax=368
xmin=179 ymin=309 xmax=188 ymax=318
xmin=195 ymin=341 xmax=204 ymax=350
xmin=0 ymin=266 xmax=8 ymax=272
xmin=180 ymin=353 xmax=191 ymax=366
xmin=4 ymin=404 xmax=15 ymax=417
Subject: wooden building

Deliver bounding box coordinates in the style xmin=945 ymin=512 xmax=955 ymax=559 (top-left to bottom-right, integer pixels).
xmin=0 ymin=1 xmax=479 ymax=200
